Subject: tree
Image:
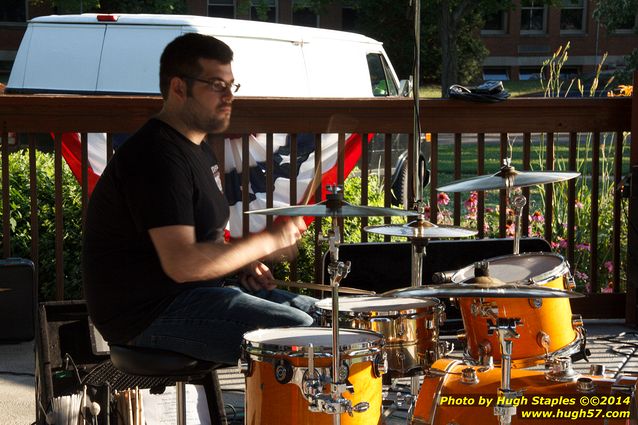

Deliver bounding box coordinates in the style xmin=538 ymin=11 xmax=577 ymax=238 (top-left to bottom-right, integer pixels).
xmin=353 ymin=0 xmax=517 ymax=96
xmin=593 ymin=0 xmax=638 ymax=84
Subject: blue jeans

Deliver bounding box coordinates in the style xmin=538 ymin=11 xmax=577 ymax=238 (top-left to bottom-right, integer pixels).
xmin=129 ymin=285 xmax=318 ymax=365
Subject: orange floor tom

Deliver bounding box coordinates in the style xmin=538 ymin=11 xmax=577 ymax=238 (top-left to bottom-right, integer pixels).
xmin=241 ymin=327 xmax=385 ymax=425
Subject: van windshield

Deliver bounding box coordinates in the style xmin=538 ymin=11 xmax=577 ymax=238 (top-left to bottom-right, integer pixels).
xmin=366 ymin=53 xmax=398 ymax=97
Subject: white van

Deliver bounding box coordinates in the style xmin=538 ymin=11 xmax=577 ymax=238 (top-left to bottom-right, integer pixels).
xmin=7 ymin=14 xmax=418 ymax=235
xmin=7 ymin=13 xmax=404 ymax=98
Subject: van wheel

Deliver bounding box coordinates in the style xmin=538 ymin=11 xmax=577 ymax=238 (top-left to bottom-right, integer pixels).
xmin=390 ymin=153 xmax=430 ymax=209
xmin=391 ymin=160 xmax=409 ymax=209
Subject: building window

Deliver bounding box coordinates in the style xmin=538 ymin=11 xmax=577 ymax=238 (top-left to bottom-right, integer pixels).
xmin=208 ymin=0 xmax=235 ymax=19
xmin=521 ymin=0 xmax=547 ymax=34
xmin=559 ymin=66 xmax=580 ymax=80
xmin=560 ymin=0 xmax=586 ymax=33
xmin=482 ymin=10 xmax=508 ymax=34
xmin=251 ymin=0 xmax=277 ymax=22
xmin=612 ymin=12 xmax=637 ymax=34
xmin=483 ymin=68 xmax=510 ymax=81
xmin=519 ymin=67 xmax=542 ymax=81
xmin=0 ymin=0 xmax=26 ymax=22
xmin=293 ymin=0 xmax=318 ymax=27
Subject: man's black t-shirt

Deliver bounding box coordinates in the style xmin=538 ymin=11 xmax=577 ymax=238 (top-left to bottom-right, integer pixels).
xmin=83 ymin=119 xmax=229 ymax=344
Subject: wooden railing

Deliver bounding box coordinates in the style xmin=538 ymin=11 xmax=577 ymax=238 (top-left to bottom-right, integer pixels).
xmin=0 ymin=77 xmax=636 ymax=320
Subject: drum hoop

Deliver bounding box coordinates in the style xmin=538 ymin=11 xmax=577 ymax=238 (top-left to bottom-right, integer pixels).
xmin=453 ymin=252 xmax=569 ymax=286
xmin=243 ymin=346 xmax=383 ymax=366
xmin=316 ymin=298 xmax=441 ymax=314
xmin=242 ymin=328 xmax=384 ymax=361
xmin=428 ymin=360 xmax=462 ymax=425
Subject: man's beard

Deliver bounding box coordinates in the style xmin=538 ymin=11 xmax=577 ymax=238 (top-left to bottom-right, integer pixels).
xmin=182 ymin=98 xmax=231 ymax=134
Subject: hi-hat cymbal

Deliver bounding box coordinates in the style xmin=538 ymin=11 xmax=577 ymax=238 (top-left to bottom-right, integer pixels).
xmin=384 ymin=283 xmax=584 ymax=299
xmin=437 ymin=165 xmax=580 ymax=192
xmin=274 ymin=279 xmax=375 ymax=295
xmin=246 ymin=200 xmax=418 ymax=218
xmin=365 ymin=219 xmax=477 ymax=239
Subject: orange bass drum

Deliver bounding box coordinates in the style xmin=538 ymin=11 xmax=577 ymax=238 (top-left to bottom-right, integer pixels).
xmin=410 ymin=358 xmax=638 ymax=425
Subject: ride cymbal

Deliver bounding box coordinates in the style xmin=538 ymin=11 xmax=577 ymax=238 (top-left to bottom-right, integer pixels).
xmin=384 ymin=283 xmax=584 ymax=299
xmin=437 ymin=164 xmax=580 ymax=193
xmin=247 ymin=200 xmax=418 ymax=218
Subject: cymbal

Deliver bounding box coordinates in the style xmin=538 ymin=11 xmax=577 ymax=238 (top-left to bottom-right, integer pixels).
xmin=247 ymin=200 xmax=418 ymax=218
xmin=365 ymin=219 xmax=477 ymax=239
xmin=0 ymin=288 xmax=10 ymax=292
xmin=437 ymin=165 xmax=580 ymax=192
xmin=274 ymin=279 xmax=375 ymax=295
xmin=384 ymin=283 xmax=584 ymax=299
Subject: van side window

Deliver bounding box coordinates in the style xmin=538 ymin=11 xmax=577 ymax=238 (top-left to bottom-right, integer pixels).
xmin=366 ymin=53 xmax=398 ymax=97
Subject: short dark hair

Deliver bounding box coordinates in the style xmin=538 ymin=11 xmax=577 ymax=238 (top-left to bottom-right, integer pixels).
xmin=159 ymin=33 xmax=234 ymax=99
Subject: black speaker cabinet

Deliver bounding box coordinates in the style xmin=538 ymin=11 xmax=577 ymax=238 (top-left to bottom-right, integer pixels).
xmin=35 ymin=300 xmax=110 ymax=424
xmin=0 ymin=258 xmax=36 ymax=341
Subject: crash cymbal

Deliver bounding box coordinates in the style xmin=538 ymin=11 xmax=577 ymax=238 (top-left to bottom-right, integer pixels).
xmin=247 ymin=200 xmax=418 ymax=218
xmin=384 ymin=283 xmax=584 ymax=299
xmin=437 ymin=164 xmax=580 ymax=192
xmin=274 ymin=279 xmax=375 ymax=295
xmin=365 ymin=219 xmax=477 ymax=239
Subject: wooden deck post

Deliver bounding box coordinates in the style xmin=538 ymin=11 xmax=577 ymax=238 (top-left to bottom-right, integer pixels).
xmin=627 ymin=70 xmax=638 ymax=326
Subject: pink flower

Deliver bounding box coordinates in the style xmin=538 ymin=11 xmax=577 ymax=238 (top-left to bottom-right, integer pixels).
xmin=575 ymin=270 xmax=589 ymax=282
xmin=576 ymin=243 xmax=591 ymax=252
xmin=530 ymin=210 xmax=544 ymax=223
xmin=575 ymin=200 xmax=584 ymax=209
xmin=585 ymin=283 xmax=592 ymax=293
xmin=505 ymin=222 xmax=515 ymax=237
xmin=604 ymin=261 xmax=613 ymax=274
xmin=559 ymin=239 xmax=568 ymax=249
xmin=602 ymin=282 xmax=614 ymax=293
xmin=437 ymin=192 xmax=450 ymax=206
xmin=486 ymin=207 xmax=494 ymax=213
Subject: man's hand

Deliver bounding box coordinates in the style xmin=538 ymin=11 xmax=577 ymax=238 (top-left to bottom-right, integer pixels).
xmin=239 ymin=261 xmax=276 ymax=292
xmin=264 ymin=216 xmax=307 ymax=262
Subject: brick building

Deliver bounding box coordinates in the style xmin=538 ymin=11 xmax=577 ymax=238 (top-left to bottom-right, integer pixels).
xmin=1 ymin=0 xmax=636 ymax=82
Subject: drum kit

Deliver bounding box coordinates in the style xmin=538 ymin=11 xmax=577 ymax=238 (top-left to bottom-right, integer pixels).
xmin=238 ymin=166 xmax=637 ymax=425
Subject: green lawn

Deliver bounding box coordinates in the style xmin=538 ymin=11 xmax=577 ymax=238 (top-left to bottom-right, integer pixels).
xmin=419 ymin=80 xmax=543 ymax=98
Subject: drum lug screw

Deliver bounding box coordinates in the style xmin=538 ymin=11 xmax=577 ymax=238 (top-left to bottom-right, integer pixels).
xmin=576 ymin=377 xmax=595 ymax=393
xmin=537 ymin=331 xmax=551 ymax=352
xmin=529 ymin=298 xmax=542 ymax=309
xmin=461 ymin=367 xmax=479 ymax=385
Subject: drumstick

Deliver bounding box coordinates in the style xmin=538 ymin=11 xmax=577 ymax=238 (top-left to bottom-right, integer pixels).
xmin=300 ymin=165 xmax=323 ymax=205
xmin=273 ymin=279 xmax=375 ymax=295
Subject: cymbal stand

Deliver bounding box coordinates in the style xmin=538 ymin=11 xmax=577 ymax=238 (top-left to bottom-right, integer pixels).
xmin=323 ymin=206 xmax=355 ymax=424
xmin=409 ymin=202 xmax=428 ymax=396
xmin=511 ymin=194 xmax=526 ymax=255
xmin=487 ymin=318 xmax=523 ymax=425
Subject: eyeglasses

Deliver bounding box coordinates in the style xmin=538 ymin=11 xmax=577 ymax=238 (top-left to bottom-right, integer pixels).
xmin=182 ymin=76 xmax=240 ymax=93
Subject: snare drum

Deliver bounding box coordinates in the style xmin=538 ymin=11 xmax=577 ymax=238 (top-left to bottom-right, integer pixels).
xmin=452 ymin=252 xmax=583 ymax=367
xmin=315 ymin=296 xmax=446 ymax=377
xmin=411 ymin=358 xmax=638 ymax=425
xmin=241 ymin=327 xmax=384 ymax=425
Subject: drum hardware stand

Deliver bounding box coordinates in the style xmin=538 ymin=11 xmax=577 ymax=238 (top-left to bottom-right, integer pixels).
xmin=488 ymin=318 xmax=523 ymax=425
xmin=409 ymin=202 xmax=428 ymax=396
xmin=511 ymin=193 xmax=526 ymax=255
xmin=318 ymin=186 xmax=370 ymax=423
xmin=544 ymin=356 xmax=580 ymax=382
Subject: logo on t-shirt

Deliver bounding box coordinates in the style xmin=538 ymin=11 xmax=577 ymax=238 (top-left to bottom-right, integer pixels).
xmin=211 ymin=164 xmax=223 ymax=192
